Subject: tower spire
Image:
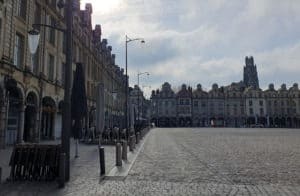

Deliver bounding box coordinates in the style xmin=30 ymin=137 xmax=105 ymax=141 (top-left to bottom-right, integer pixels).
xmin=243 ymin=56 xmax=259 ymax=89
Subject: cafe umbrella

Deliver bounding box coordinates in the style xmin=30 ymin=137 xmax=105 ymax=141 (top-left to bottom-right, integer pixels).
xmin=71 ymin=63 xmax=88 ymax=158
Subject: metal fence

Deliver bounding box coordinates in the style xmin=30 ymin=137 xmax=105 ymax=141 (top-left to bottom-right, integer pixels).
xmin=9 ymin=144 xmax=61 ymax=181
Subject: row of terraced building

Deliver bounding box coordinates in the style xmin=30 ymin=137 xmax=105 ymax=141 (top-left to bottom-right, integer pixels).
xmin=150 ymin=57 xmax=300 ymax=128
xmin=0 ymin=0 xmax=126 ymax=148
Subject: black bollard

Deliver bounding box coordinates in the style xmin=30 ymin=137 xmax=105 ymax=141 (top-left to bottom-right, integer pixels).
xmin=122 ymin=141 xmax=128 ymax=160
xmin=116 ymin=143 xmax=122 ymax=166
xmin=129 ymin=136 xmax=134 ymax=152
xmin=99 ymin=147 xmax=105 ymax=175
xmin=133 ymin=135 xmax=136 ymax=149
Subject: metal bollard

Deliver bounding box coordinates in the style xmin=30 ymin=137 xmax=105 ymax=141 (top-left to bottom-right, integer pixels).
xmin=58 ymin=153 xmax=66 ymax=188
xmin=99 ymin=147 xmax=105 ymax=175
xmin=133 ymin=135 xmax=136 ymax=149
xmin=141 ymin=130 xmax=144 ymax=138
xmin=116 ymin=143 xmax=122 ymax=166
xmin=122 ymin=141 xmax=128 ymax=160
xmin=136 ymin=132 xmax=140 ymax=144
xmin=129 ymin=136 xmax=134 ymax=152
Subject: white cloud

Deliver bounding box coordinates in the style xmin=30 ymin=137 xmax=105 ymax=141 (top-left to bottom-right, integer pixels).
xmin=81 ymin=0 xmax=300 ymax=96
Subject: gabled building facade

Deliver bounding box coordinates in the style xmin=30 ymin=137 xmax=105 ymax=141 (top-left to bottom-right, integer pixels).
xmin=151 ymin=57 xmax=300 ymax=128
xmin=0 ymin=0 xmax=126 ymax=148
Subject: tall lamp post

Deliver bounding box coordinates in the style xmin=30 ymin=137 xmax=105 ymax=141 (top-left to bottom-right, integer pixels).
xmin=125 ymin=35 xmax=145 ymax=136
xmin=137 ymin=72 xmax=149 ymax=123
xmin=28 ymin=0 xmax=73 ymax=183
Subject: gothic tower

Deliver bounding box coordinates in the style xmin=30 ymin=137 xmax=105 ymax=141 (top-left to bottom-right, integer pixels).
xmin=243 ymin=56 xmax=259 ymax=89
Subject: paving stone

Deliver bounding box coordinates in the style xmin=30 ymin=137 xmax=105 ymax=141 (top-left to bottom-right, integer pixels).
xmin=1 ymin=128 xmax=300 ymax=195
xmin=97 ymin=128 xmax=300 ymax=196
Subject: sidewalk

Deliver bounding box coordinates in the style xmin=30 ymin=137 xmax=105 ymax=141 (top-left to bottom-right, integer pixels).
xmin=0 ymin=139 xmax=116 ymax=196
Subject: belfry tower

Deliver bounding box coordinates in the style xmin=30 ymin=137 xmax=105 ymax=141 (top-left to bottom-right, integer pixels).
xmin=243 ymin=56 xmax=259 ymax=89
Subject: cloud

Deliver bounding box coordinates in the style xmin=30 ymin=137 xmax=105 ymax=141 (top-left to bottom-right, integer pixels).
xmin=81 ymin=0 xmax=300 ymax=97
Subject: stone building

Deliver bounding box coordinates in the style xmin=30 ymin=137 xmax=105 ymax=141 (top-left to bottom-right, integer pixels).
xmin=224 ymin=82 xmax=246 ymax=127
xmin=150 ymin=82 xmax=176 ymax=127
xmin=0 ymin=0 xmax=126 ymax=148
xmin=150 ymin=56 xmax=300 ymax=128
xmin=176 ymin=84 xmax=192 ymax=127
xmin=129 ymin=85 xmax=149 ymax=123
xmin=192 ymin=84 xmax=208 ymax=127
xmin=207 ymin=84 xmax=225 ymax=127
xmin=244 ymin=86 xmax=267 ymax=125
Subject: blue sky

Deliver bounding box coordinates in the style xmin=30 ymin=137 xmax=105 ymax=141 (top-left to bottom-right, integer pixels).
xmin=81 ymin=0 xmax=300 ymax=97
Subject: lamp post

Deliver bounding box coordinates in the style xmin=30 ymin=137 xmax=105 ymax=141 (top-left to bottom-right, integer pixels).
xmin=28 ymin=0 xmax=73 ymax=182
xmin=125 ymin=35 xmax=145 ymax=137
xmin=153 ymin=101 xmax=158 ymax=127
xmin=137 ymin=72 xmax=149 ymax=123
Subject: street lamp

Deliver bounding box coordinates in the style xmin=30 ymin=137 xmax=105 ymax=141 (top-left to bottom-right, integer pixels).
xmin=153 ymin=101 xmax=159 ymax=127
xmin=137 ymin=72 xmax=149 ymax=123
xmin=125 ymin=35 xmax=145 ymax=136
xmin=28 ymin=0 xmax=73 ymax=183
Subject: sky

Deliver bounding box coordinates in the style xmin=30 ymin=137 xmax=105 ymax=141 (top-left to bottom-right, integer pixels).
xmin=81 ymin=0 xmax=300 ymax=98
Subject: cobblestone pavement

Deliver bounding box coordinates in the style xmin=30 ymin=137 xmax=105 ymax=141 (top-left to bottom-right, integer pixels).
xmin=98 ymin=128 xmax=300 ymax=195
xmin=1 ymin=128 xmax=300 ymax=196
xmin=0 ymin=140 xmax=116 ymax=196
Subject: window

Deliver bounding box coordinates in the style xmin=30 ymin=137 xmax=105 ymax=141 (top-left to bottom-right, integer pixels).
xmin=50 ymin=0 xmax=56 ymax=8
xmin=180 ymin=99 xmax=184 ymax=105
xmin=32 ymin=47 xmax=39 ymax=74
xmin=259 ymin=100 xmax=263 ymax=106
xmin=249 ymin=100 xmax=253 ymax=106
xmin=260 ymin=108 xmax=264 ymax=115
xmin=0 ymin=18 xmax=2 ymax=50
xmin=48 ymin=16 xmax=56 ymax=45
xmin=165 ymin=101 xmax=168 ymax=106
xmin=14 ymin=33 xmax=24 ymax=68
xmin=249 ymin=108 xmax=253 ymax=115
xmin=48 ymin=54 xmax=55 ymax=81
xmin=194 ymin=101 xmax=198 ymax=107
xmin=34 ymin=3 xmax=41 ymax=28
xmin=241 ymin=108 xmax=244 ymax=115
xmin=185 ymin=99 xmax=189 ymax=105
xmin=17 ymin=0 xmax=27 ymax=20
xmin=61 ymin=63 xmax=65 ymax=86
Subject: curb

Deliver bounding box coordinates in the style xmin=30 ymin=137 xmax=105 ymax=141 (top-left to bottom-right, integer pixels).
xmin=105 ymin=129 xmax=151 ymax=177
